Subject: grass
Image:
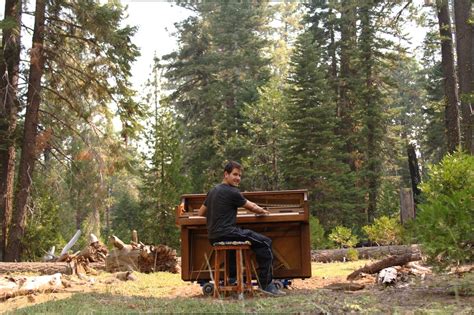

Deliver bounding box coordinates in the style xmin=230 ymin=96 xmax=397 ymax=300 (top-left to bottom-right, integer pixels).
xmin=7 ymin=260 xmax=474 ymax=314
xmin=311 ymin=260 xmax=370 ymax=278
xmin=98 ymin=271 xmax=195 ymax=297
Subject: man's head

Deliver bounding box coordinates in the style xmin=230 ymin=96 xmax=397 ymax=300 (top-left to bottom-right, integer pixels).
xmin=223 ymin=160 xmax=242 ymax=187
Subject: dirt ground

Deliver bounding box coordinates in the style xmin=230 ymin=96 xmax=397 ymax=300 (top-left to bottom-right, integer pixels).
xmin=1 ymin=267 xmax=473 ymax=313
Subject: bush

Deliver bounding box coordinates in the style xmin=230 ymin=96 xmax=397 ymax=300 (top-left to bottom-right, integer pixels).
xmin=420 ymin=150 xmax=474 ymax=199
xmin=309 ymin=215 xmax=328 ymax=249
xmin=346 ymin=248 xmax=359 ymax=261
xmin=328 ymin=226 xmax=358 ymax=248
xmin=362 ymin=216 xmax=403 ymax=246
xmin=22 ymin=195 xmax=66 ymax=261
xmin=415 ymin=151 xmax=474 ymax=269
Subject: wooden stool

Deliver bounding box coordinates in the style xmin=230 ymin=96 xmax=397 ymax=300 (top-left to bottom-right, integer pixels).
xmin=212 ymin=241 xmax=253 ymax=298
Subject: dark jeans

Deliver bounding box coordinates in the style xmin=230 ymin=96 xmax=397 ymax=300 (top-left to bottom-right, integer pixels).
xmin=210 ymin=227 xmax=273 ymax=288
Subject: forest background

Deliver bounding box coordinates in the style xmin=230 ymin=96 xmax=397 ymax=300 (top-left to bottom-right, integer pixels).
xmin=0 ymin=0 xmax=472 ymax=262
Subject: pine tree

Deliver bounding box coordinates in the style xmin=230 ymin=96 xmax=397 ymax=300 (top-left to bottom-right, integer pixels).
xmin=5 ymin=0 xmax=143 ymax=260
xmin=283 ymin=29 xmax=359 ymax=229
xmin=419 ymin=27 xmax=447 ymax=164
xmin=435 ymin=0 xmax=461 ymax=152
xmin=0 ymin=0 xmax=22 ymax=260
xmin=163 ymin=1 xmax=272 ymax=192
xmin=239 ymin=3 xmax=302 ymax=191
xmin=137 ymin=58 xmax=189 ymax=247
xmin=453 ymin=0 xmax=473 ymax=154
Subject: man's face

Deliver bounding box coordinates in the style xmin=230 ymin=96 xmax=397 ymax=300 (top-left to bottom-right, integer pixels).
xmin=224 ymin=168 xmax=242 ymax=187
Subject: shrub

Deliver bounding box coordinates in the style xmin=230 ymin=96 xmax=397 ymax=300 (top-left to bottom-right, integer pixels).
xmin=328 ymin=226 xmax=358 ymax=248
xmin=420 ymin=150 xmax=474 ymax=199
xmin=309 ymin=215 xmax=328 ymax=249
xmin=416 ymin=151 xmax=474 ymax=269
xmin=346 ymin=248 xmax=359 ymax=261
xmin=362 ymin=216 xmax=403 ymax=246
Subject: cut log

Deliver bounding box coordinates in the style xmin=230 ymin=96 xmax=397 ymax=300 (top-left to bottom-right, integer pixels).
xmin=347 ymin=253 xmax=422 ymax=281
xmin=132 ymin=230 xmax=138 ymax=243
xmin=77 ymin=239 xmax=108 ymax=263
xmin=324 ymin=282 xmax=365 ymax=291
xmin=312 ymin=245 xmax=421 ymax=262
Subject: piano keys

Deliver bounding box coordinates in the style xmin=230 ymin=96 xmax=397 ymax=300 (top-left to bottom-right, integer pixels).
xmin=176 ymin=189 xmax=312 ymax=283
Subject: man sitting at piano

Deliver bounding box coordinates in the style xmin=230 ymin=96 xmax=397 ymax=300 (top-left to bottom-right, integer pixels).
xmin=197 ymin=160 xmax=286 ymax=296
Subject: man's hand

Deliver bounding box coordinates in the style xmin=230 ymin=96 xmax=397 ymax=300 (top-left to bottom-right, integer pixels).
xmin=244 ymin=200 xmax=269 ymax=216
xmin=198 ymin=205 xmax=207 ymax=216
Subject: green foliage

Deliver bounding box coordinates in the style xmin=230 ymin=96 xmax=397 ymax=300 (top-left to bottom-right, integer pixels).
xmin=419 ymin=150 xmax=474 ymax=199
xmin=415 ymin=151 xmax=474 ymax=269
xmin=416 ymin=190 xmax=473 ymax=269
xmin=309 ymin=215 xmax=328 ymax=249
xmin=376 ymin=179 xmax=403 ymax=218
xmin=328 ymin=226 xmax=358 ymax=249
xmin=240 ymin=78 xmax=288 ymax=190
xmin=111 ymin=193 xmax=142 ymax=243
xmin=346 ymin=248 xmax=359 ymax=261
xmin=362 ymin=216 xmax=403 ymax=246
xmin=22 ymin=189 xmax=66 ymax=261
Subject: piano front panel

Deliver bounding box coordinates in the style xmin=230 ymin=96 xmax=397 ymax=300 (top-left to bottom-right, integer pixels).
xmin=180 ymin=222 xmax=311 ymax=281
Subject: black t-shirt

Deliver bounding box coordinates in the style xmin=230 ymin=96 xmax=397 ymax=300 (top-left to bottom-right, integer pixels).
xmin=204 ymin=183 xmax=247 ymax=239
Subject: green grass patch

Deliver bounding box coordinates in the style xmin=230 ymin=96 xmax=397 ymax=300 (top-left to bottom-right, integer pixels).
xmin=9 ymin=290 xmax=365 ymax=314
xmin=97 ymin=271 xmax=194 ymax=297
xmin=311 ymin=260 xmax=370 ymax=278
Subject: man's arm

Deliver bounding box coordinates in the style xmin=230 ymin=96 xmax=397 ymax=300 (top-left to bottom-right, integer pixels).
xmin=198 ymin=205 xmax=207 ymax=216
xmin=243 ymin=200 xmax=270 ymax=215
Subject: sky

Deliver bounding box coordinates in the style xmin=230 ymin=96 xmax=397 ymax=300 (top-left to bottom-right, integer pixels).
xmin=122 ymin=1 xmax=192 ymax=90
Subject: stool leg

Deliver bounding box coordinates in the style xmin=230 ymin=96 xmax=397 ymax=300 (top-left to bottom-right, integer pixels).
xmin=236 ymin=249 xmax=243 ymax=296
xmin=214 ymin=250 xmax=221 ymax=298
xmin=244 ymin=250 xmax=253 ymax=296
xmin=224 ymin=250 xmax=229 ymax=289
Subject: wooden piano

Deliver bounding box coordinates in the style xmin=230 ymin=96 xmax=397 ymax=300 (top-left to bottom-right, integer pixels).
xmin=176 ymin=189 xmax=312 ymax=285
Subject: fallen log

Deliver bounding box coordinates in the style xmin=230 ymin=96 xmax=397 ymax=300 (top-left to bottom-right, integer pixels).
xmin=0 ymin=273 xmax=63 ymax=301
xmin=347 ymin=253 xmax=422 ymax=281
xmin=324 ymin=282 xmax=365 ymax=291
xmin=312 ymin=245 xmax=421 ymax=262
xmin=0 ymin=262 xmax=105 ymax=275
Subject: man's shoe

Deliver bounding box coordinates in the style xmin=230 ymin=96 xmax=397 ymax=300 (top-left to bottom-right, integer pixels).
xmin=259 ymin=283 xmax=286 ymax=296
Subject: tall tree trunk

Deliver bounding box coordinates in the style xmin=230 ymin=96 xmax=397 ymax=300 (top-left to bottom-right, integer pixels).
xmin=328 ymin=8 xmax=338 ymax=96
xmin=0 ymin=0 xmax=22 ymax=261
xmin=436 ymin=0 xmax=461 ymax=153
xmin=407 ymin=143 xmax=421 ymax=209
xmin=453 ymin=0 xmax=473 ymax=154
xmin=338 ymin=1 xmax=358 ymax=171
xmin=359 ymin=3 xmax=379 ymax=224
xmin=5 ymin=0 xmax=46 ymax=262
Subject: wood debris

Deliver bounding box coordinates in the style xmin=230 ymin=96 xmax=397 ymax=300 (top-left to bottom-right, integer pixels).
xmin=105 ymin=235 xmax=179 ymax=273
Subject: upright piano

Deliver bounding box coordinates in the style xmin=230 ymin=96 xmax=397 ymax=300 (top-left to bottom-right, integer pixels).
xmin=176 ymin=189 xmax=312 ymax=283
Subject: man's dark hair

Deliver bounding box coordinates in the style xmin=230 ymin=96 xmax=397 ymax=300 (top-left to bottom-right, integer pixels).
xmin=224 ymin=160 xmax=242 ymax=173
